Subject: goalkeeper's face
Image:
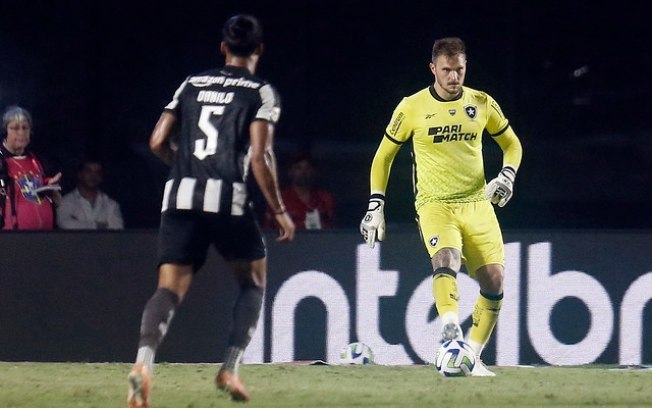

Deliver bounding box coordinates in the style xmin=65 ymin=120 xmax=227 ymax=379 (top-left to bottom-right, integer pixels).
xmin=430 ymin=54 xmax=467 ymax=99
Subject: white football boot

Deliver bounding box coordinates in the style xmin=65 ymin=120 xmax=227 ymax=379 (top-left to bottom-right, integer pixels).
xmin=441 ymin=322 xmax=463 ymax=342
xmin=471 ymin=359 xmax=496 ymax=377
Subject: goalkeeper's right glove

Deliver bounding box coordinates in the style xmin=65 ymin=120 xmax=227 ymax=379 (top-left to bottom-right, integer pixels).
xmin=360 ymin=195 xmax=386 ymax=248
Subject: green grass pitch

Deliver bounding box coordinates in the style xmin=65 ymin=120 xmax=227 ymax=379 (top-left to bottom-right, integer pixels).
xmin=0 ymin=362 xmax=650 ymax=407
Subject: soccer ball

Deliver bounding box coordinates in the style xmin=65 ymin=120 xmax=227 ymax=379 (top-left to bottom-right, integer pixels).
xmin=339 ymin=342 xmax=374 ymax=365
xmin=434 ymin=339 xmax=476 ymax=377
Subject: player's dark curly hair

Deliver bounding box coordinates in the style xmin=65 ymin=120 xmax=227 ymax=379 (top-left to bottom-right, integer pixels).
xmin=222 ymin=14 xmax=263 ymax=57
xmin=432 ymin=37 xmax=466 ymax=62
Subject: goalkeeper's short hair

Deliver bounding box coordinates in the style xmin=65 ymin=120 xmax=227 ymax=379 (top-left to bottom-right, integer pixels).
xmin=432 ymin=37 xmax=466 ymax=62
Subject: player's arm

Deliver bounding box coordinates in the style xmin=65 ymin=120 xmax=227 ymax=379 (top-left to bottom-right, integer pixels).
xmin=263 ymin=123 xmax=280 ymax=189
xmin=370 ymin=136 xmax=402 ymax=196
xmin=250 ymin=120 xmax=295 ymax=242
xmin=263 ymin=86 xmax=282 ymax=179
xmin=483 ymin=95 xmax=523 ymax=207
xmin=149 ymin=112 xmax=177 ymax=166
xmin=361 ymin=98 xmax=411 ymax=247
xmin=262 ymin=123 xmax=285 ymax=223
xmin=360 ymin=135 xmax=402 ymax=248
xmin=494 ymin=126 xmax=522 ymax=172
xmin=485 ymin=126 xmax=523 ymax=206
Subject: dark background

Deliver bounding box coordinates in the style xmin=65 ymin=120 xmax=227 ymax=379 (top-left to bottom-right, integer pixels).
xmin=1 ymin=1 xmax=651 ymax=229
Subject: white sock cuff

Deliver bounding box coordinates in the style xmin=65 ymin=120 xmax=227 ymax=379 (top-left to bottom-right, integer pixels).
xmin=136 ymin=346 xmax=156 ymax=372
xmin=441 ymin=312 xmax=459 ymax=326
xmin=467 ymin=339 xmax=484 ymax=358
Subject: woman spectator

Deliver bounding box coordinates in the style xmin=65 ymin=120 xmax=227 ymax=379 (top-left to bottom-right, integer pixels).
xmin=0 ymin=106 xmax=62 ymax=230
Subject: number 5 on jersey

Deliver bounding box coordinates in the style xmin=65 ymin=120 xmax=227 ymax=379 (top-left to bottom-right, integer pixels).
xmin=194 ymin=105 xmax=225 ymax=160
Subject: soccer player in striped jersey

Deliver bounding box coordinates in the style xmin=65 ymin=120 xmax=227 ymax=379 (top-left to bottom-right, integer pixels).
xmin=128 ymin=15 xmax=295 ymax=407
xmin=360 ymin=37 xmax=522 ymax=376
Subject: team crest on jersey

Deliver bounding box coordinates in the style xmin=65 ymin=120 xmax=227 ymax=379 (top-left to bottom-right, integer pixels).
xmin=17 ymin=172 xmax=42 ymax=203
xmin=429 ymin=236 xmax=439 ymax=247
xmin=464 ymin=104 xmax=478 ymax=119
xmin=448 ymin=109 xmax=456 ymax=116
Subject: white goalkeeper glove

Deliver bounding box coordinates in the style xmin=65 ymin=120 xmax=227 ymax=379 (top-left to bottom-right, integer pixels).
xmin=360 ymin=196 xmax=386 ymax=248
xmin=485 ymin=166 xmax=516 ymax=207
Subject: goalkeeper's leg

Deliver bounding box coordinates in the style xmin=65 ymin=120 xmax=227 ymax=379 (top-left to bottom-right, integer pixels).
xmin=467 ymin=263 xmax=504 ymax=356
xmin=431 ymin=248 xmax=463 ymax=341
xmin=467 ymin=264 xmax=503 ymax=377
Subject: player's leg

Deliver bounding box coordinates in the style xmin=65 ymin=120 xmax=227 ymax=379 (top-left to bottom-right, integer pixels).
xmin=468 ymin=264 xmax=503 ymax=356
xmin=462 ymin=201 xmax=505 ymax=376
xmin=128 ymin=264 xmax=193 ymax=408
xmin=431 ymin=248 xmax=464 ymax=341
xmin=215 ymin=212 xmax=266 ymax=401
xmin=129 ymin=210 xmax=207 ymax=407
xmin=216 ymin=258 xmax=266 ymax=402
xmin=417 ymin=202 xmax=464 ymax=342
xmin=136 ymin=264 xmax=193 ymax=369
xmin=467 ymin=264 xmax=503 ymax=376
xmin=225 ymin=258 xmax=266 ymax=373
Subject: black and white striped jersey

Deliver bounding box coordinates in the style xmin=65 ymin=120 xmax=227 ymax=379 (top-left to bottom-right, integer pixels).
xmin=160 ymin=65 xmax=281 ymax=215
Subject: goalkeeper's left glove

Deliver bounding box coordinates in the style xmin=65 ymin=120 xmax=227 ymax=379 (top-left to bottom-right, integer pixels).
xmin=485 ymin=166 xmax=516 ymax=207
xmin=360 ymin=195 xmax=386 ymax=248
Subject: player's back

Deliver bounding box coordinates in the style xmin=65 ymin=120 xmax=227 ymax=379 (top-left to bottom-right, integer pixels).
xmin=161 ymin=65 xmax=280 ymax=215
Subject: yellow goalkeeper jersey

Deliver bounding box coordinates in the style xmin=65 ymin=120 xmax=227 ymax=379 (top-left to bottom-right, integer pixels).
xmin=384 ymin=85 xmax=509 ymax=209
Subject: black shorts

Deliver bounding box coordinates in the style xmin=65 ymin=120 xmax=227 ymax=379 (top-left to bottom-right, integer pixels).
xmin=157 ymin=209 xmax=266 ymax=271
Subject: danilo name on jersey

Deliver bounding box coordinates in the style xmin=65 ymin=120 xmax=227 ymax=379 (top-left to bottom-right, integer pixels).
xmin=197 ymin=90 xmax=235 ymax=104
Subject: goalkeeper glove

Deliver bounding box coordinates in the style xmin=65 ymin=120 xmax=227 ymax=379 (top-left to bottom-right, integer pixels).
xmin=360 ymin=195 xmax=386 ymax=248
xmin=485 ymin=166 xmax=516 ymax=207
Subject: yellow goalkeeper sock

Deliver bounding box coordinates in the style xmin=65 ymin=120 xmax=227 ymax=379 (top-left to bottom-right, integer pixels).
xmin=468 ymin=291 xmax=503 ymax=355
xmin=432 ymin=267 xmax=459 ymax=319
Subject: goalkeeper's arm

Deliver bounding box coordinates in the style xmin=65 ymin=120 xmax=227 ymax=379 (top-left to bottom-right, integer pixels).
xmin=360 ymin=137 xmax=401 ymax=247
xmin=485 ymin=127 xmax=523 ymax=207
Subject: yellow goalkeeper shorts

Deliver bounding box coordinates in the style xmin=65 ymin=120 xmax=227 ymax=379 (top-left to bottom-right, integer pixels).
xmin=416 ymin=200 xmax=504 ymax=277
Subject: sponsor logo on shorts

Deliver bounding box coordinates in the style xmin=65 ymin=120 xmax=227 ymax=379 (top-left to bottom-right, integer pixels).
xmin=429 ymin=236 xmax=439 ymax=247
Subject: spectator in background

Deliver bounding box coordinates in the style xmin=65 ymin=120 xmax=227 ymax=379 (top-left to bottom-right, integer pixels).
xmin=0 ymin=106 xmax=62 ymax=230
xmin=56 ymin=158 xmax=124 ymax=229
xmin=266 ymin=153 xmax=335 ymax=229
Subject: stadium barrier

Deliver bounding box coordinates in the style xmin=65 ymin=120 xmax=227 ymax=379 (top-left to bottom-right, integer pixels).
xmin=0 ymin=229 xmax=649 ymax=365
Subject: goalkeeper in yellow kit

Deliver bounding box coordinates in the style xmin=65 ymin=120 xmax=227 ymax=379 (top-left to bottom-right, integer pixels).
xmin=360 ymin=37 xmax=522 ymax=376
